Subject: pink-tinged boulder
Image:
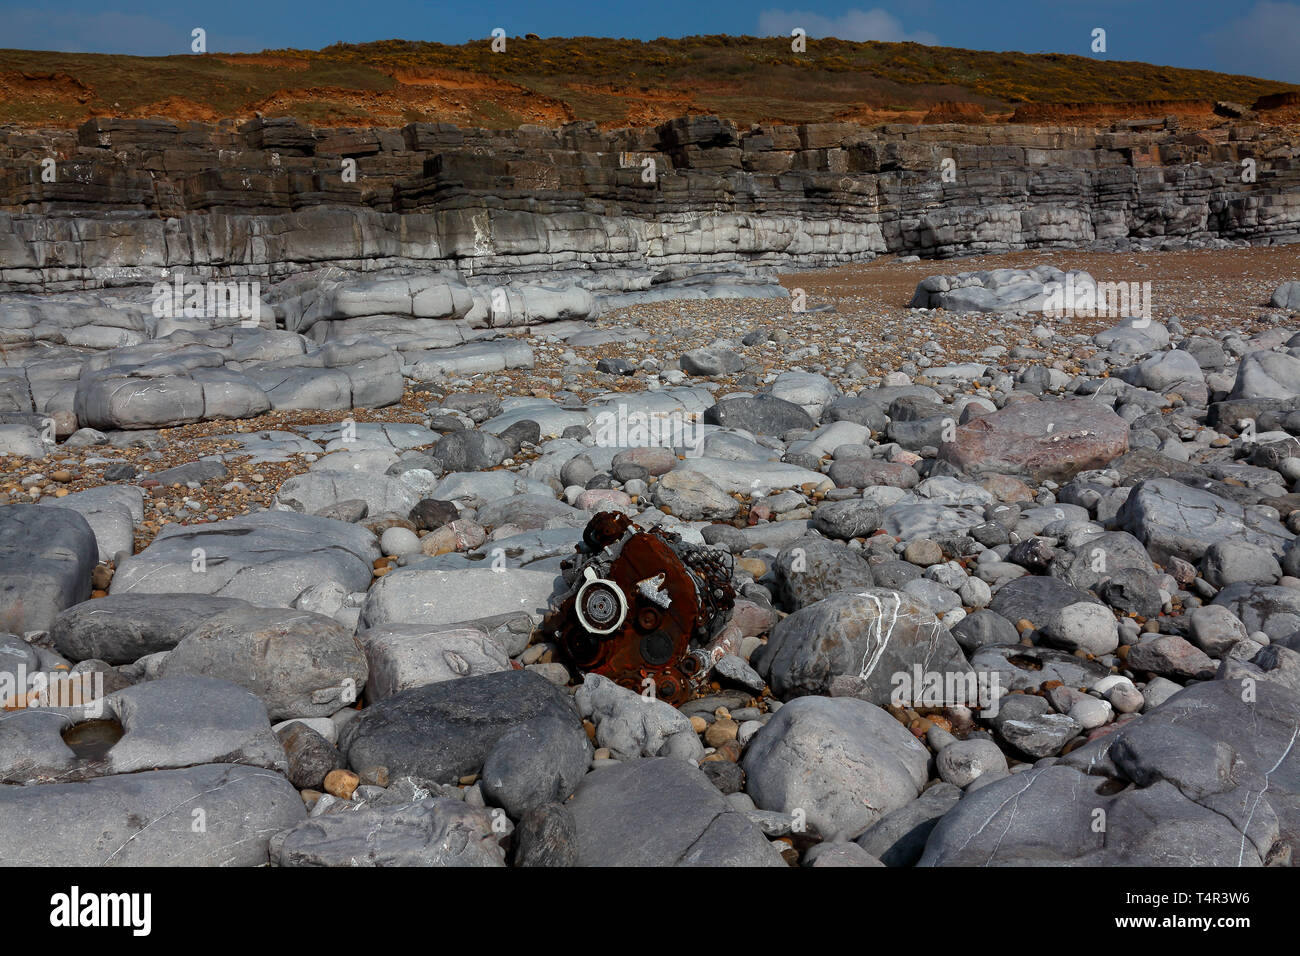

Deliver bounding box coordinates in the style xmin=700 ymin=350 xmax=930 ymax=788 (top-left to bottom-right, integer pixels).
xmin=576 ymin=489 xmax=632 ymax=511
xmin=938 ymin=399 xmax=1128 ymax=482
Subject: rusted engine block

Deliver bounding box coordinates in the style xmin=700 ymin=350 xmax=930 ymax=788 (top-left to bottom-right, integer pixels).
xmin=546 ymin=513 xmax=735 ymax=705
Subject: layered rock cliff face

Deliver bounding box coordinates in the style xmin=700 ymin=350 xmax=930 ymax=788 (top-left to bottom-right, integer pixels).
xmin=1 ymin=114 xmax=1297 ymax=294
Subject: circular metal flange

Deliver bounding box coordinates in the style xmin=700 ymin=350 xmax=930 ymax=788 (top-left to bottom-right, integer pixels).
xmin=575 ymin=576 xmax=628 ymax=635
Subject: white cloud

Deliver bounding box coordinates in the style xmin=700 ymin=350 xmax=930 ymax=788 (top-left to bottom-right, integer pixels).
xmin=757 ymin=7 xmax=938 ymax=44
xmin=1208 ymin=1 xmax=1300 ymax=83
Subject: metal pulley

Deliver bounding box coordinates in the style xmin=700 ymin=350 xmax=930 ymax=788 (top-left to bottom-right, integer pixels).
xmin=574 ymin=568 xmax=627 ymax=634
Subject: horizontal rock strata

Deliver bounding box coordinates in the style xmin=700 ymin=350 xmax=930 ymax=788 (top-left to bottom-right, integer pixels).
xmin=0 ymin=114 xmax=1296 ymax=294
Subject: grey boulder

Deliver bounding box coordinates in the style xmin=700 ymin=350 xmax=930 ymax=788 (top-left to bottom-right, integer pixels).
xmin=919 ymin=764 xmax=1264 ymax=866
xmin=38 ymin=485 xmax=143 ymax=563
xmin=51 ymin=593 xmax=248 ymax=664
xmin=742 ymin=695 xmax=929 ymax=838
xmin=1270 ymin=281 xmax=1300 ymax=310
xmin=0 ymin=505 xmax=97 ymax=634
xmin=568 ymin=757 xmax=785 ymax=866
xmin=359 ymin=623 xmax=511 ymax=702
xmin=758 ymin=588 xmax=971 ymax=703
xmin=855 ymin=782 xmax=962 ymax=867
xmin=1213 ymin=583 xmax=1300 ymax=641
xmin=272 ymin=798 xmax=507 ymax=867
xmin=275 ymin=470 xmax=419 ymax=518
xmin=772 ymin=536 xmax=875 ymax=611
xmin=480 ymin=716 xmax=592 ymax=819
xmin=574 ymin=672 xmax=704 ymax=762
xmin=339 ymin=670 xmax=582 ymax=784
xmin=651 ymin=470 xmax=740 ymax=521
xmin=158 ymin=605 xmax=368 ymax=720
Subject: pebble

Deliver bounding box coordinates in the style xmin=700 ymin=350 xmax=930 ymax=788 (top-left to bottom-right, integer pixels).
xmin=903 ymin=538 xmax=944 ymax=566
xmin=323 ymin=769 xmax=360 ymax=800
xmin=704 ymin=718 xmax=739 ymax=748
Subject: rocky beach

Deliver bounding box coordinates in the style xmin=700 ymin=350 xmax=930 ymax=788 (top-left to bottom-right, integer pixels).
xmin=2 ymin=103 xmax=1299 ymax=869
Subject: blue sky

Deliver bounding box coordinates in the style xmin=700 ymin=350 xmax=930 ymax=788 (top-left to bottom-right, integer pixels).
xmin=2 ymin=0 xmax=1297 ymax=83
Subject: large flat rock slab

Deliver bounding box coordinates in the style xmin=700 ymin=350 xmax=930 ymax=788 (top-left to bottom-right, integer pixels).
xmin=1116 ymin=478 xmax=1293 ymax=564
xmin=109 ymin=511 xmax=378 ymax=607
xmin=0 ymin=763 xmax=305 ymax=866
xmin=359 ymin=566 xmax=560 ymax=629
xmin=0 ymin=676 xmax=287 ymax=784
xmin=923 ymin=680 xmax=1300 ymax=865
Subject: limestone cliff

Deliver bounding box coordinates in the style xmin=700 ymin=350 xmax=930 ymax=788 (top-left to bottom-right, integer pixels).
xmin=0 ymin=114 xmax=1296 ymax=293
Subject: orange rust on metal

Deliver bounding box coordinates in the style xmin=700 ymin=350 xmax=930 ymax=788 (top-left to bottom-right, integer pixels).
xmin=554 ymin=531 xmax=700 ymax=704
xmin=547 ymin=505 xmax=741 ymax=706
xmin=582 ymin=511 xmax=633 ymax=551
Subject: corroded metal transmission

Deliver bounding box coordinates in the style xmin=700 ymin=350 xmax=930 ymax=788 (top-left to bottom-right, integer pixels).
xmin=547 ymin=513 xmax=735 ymax=705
